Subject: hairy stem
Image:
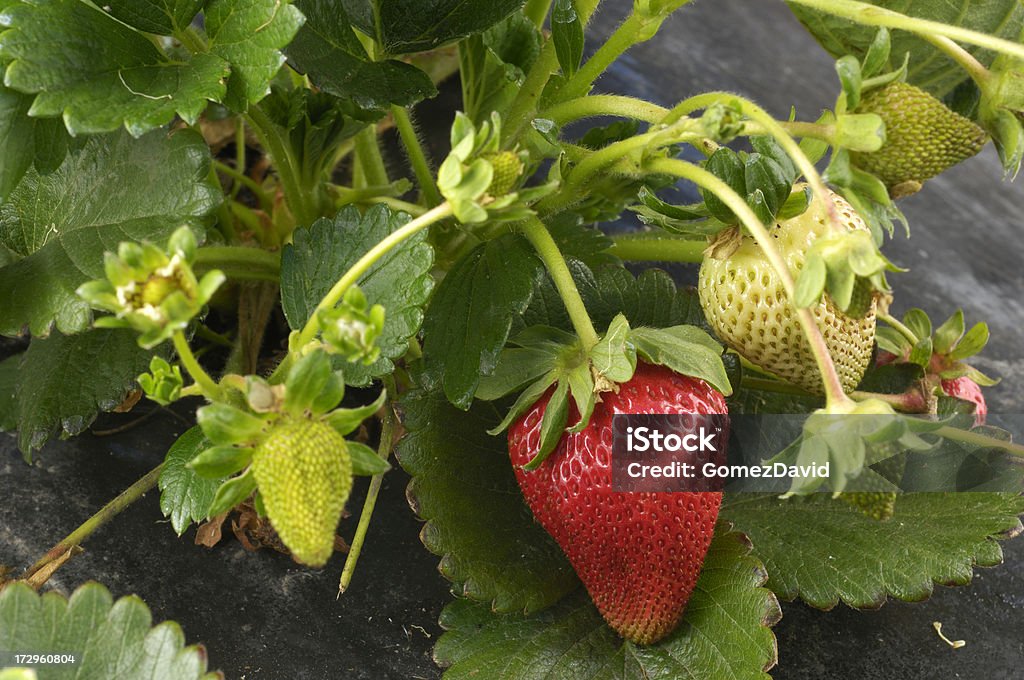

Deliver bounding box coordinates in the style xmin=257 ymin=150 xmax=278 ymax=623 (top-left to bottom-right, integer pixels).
xmin=933 ymin=425 xmax=1024 ymax=458
xmin=173 ymin=331 xmax=224 ymax=401
xmin=520 ymin=216 xmax=600 ymax=349
xmin=650 ymin=157 xmax=852 ymax=407
xmin=609 ymin=233 xmax=706 ymax=263
xmin=24 ymin=463 xmax=164 ymax=582
xmin=245 ymin=105 xmax=316 ymax=227
xmin=787 ymin=0 xmax=1024 ymax=62
xmin=504 ymin=41 xmax=560 ymax=146
xmin=921 ymin=34 xmax=991 ymax=86
xmin=339 ymin=380 xmax=397 ymax=596
xmin=879 ymin=311 xmax=920 ymax=345
xmin=557 ymin=12 xmax=659 ymax=103
xmin=390 ymin=105 xmax=443 ymax=207
xmin=354 ymin=125 xmax=390 ymax=188
xmin=213 ymin=160 xmax=271 ymax=208
xmin=543 ymin=94 xmax=669 ymax=125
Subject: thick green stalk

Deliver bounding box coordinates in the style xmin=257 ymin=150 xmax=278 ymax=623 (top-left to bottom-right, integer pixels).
xmin=649 ymin=157 xmax=852 ymax=407
xmin=609 ymin=233 xmax=706 ymax=263
xmin=354 ymin=125 xmax=390 ymax=188
xmin=878 ymin=311 xmax=920 ymax=345
xmin=194 ymin=246 xmax=280 ymax=282
xmin=24 ymin=463 xmax=164 ymax=580
xmin=520 ymin=216 xmax=600 ymax=349
xmin=543 ymin=94 xmax=669 ymax=125
xmin=390 ymin=105 xmax=443 ymax=207
xmin=173 ymin=331 xmax=224 ymax=401
xmin=787 ymin=0 xmax=1024 ymax=62
xmin=245 ymin=105 xmax=317 ymax=227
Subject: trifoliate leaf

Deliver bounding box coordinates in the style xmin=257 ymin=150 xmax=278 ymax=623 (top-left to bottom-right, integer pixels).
xmin=421 ymin=234 xmax=543 ymax=409
xmin=722 ymin=492 xmax=1024 ymax=609
xmin=101 ymin=0 xmax=204 ymax=34
xmin=0 ymin=581 xmax=219 ymax=679
xmin=397 ymin=385 xmax=578 ymax=614
xmin=434 ymin=530 xmax=780 ymax=680
xmin=280 ymin=204 xmax=434 ymax=386
xmin=159 ymin=426 xmax=225 ymax=536
xmin=284 ymin=0 xmax=436 ymax=109
xmin=0 ymin=0 xmax=229 ymax=135
xmin=9 ymin=329 xmax=156 ymax=458
xmin=0 ymin=130 xmax=218 ymax=336
xmin=205 ymin=0 xmax=305 ymax=111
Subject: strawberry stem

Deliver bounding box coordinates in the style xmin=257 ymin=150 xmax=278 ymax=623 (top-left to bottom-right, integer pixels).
xmin=23 ymin=462 xmax=165 ymax=587
xmin=609 ymin=233 xmax=706 ymax=263
xmin=173 ymin=331 xmax=225 ymax=401
xmin=543 ymin=94 xmax=669 ymax=125
xmin=245 ymin=104 xmax=317 ymax=228
xmin=339 ymin=382 xmax=398 ymax=597
xmin=649 ymin=157 xmax=854 ymax=408
xmin=787 ymin=0 xmax=1024 ymax=63
xmin=390 ymin=105 xmax=443 ymax=207
xmin=520 ymin=216 xmax=601 ymax=350
xmin=933 ymin=425 xmax=1024 ymax=459
xmin=878 ymin=311 xmax=920 ymax=345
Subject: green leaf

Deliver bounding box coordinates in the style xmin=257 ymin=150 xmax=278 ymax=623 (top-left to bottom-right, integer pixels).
xmin=524 ymin=378 xmax=569 ymax=469
xmin=0 ymin=352 xmax=19 ymax=432
xmin=284 ymin=0 xmax=436 ymax=109
xmin=397 ymin=385 xmax=578 ymax=613
xmin=280 ymin=204 xmax=434 ymax=386
xmin=207 ymin=467 xmax=256 ymax=516
xmin=590 ymin=313 xmax=636 ymax=383
xmin=159 ymin=426 xmax=225 ymax=536
xmin=0 ymin=84 xmax=34 ymax=202
xmin=340 ymin=0 xmax=526 ymax=55
xmin=0 ymin=129 xmax=218 ymax=336
xmin=0 ymin=0 xmax=230 ymax=135
xmin=552 ymin=0 xmax=584 ymax=78
xmin=434 ymin=530 xmax=780 ymax=680
xmin=459 ymin=13 xmax=541 ymax=125
xmin=422 ymin=234 xmax=542 ymax=409
xmin=348 ymin=441 xmax=390 ymax=476
xmin=630 ymin=325 xmax=731 ymax=395
xmin=722 ymin=493 xmax=1024 ymax=609
xmin=101 ymin=0 xmax=203 ymax=34
xmin=788 ymin=0 xmax=1024 ymax=97
xmin=10 ymin=329 xmax=155 ymax=457
xmin=475 ymin=346 xmax=563 ymax=401
xmin=205 ymin=0 xmax=305 ymax=111
xmin=0 ymin=581 xmax=219 ymax=679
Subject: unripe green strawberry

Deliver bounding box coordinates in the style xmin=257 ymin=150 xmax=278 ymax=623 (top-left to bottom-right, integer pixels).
xmin=853 ymin=82 xmax=988 ymax=192
xmin=483 ymin=150 xmax=523 ymax=196
xmin=698 ymin=191 xmax=876 ymax=395
xmin=251 ymin=419 xmax=353 ymax=567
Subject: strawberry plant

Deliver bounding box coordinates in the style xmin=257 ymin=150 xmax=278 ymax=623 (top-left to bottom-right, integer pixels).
xmin=2 ymin=0 xmax=1024 ymax=677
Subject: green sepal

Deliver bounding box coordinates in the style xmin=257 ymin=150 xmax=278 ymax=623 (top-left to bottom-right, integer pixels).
xmin=348 ymin=441 xmax=391 ymax=476
xmin=902 ymin=309 xmax=932 ymax=343
xmin=188 ymin=445 xmax=254 ymax=478
xmin=875 ymin=326 xmax=911 ymax=356
xmin=475 ymin=345 xmax=565 ymax=401
xmin=702 ymin=148 xmax=746 ymax=224
xmin=552 ymin=0 xmax=583 ymax=78
xmin=949 ymin=322 xmax=989 ymax=360
xmin=253 ymin=490 xmax=267 ymax=518
xmin=207 ymin=468 xmax=257 ymax=517
xmin=197 ymin=402 xmax=267 ymax=445
xmin=488 ymin=370 xmax=558 ymax=435
xmin=908 ymin=337 xmax=934 ymax=369
xmin=522 ymin=379 xmax=569 ymax=470
xmin=138 ymin=355 xmax=183 ymax=406
xmin=861 ymin=28 xmax=891 ymax=79
xmin=933 ymin=309 xmax=966 ymax=355
xmin=311 ymin=370 xmax=346 ymax=415
xmin=794 ymin=253 xmax=827 ymax=309
xmin=324 ymin=390 xmax=387 ymax=436
xmin=565 ymin=362 xmax=596 ymax=434
xmin=777 ymin=186 xmax=811 ymax=220
xmin=629 ymin=325 xmax=732 ymax=396
xmin=284 ymin=349 xmax=333 ymax=415
xmin=591 ymin=313 xmax=636 ymax=384
xmin=750 ymin=136 xmax=797 ymax=184
xmin=836 ymin=55 xmax=863 ymax=110
xmin=834 ymin=113 xmax=885 ymax=152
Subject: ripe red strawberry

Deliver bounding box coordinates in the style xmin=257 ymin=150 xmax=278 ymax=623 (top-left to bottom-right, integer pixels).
xmin=941 ymin=376 xmax=987 ymax=427
xmin=508 ymin=362 xmax=728 ymax=645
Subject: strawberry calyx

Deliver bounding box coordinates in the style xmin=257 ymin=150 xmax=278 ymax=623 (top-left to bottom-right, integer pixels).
xmin=480 ymin=314 xmax=733 ymax=469
xmin=190 ymin=348 xmax=391 ymax=566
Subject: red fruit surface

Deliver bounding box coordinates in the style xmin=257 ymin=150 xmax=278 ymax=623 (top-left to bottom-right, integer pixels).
xmin=941 ymin=375 xmax=987 ymax=427
xmin=508 ymin=362 xmax=728 ymax=645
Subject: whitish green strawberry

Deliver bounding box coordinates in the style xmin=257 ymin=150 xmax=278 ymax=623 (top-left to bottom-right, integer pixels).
xmin=252 ymin=419 xmax=353 ymax=567
xmin=853 ymin=82 xmax=988 ymax=194
xmin=698 ymin=190 xmax=875 ymax=394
